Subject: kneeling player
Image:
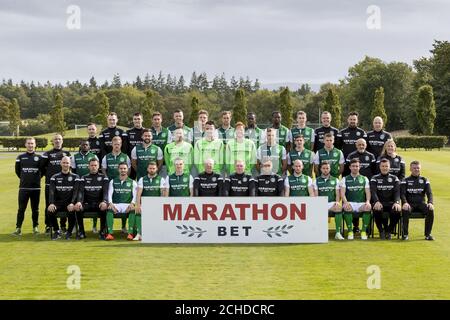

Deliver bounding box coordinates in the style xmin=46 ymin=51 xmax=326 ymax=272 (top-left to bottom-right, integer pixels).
xmin=223 ymin=160 xmax=256 ymax=196
xmin=340 ymin=159 xmax=372 ymax=240
xmin=314 ymin=161 xmax=343 ymax=240
xmin=106 ymin=162 xmax=137 ymax=240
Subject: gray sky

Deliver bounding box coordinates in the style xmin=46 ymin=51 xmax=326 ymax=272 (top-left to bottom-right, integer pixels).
xmin=1 ymin=0 xmax=449 ymax=85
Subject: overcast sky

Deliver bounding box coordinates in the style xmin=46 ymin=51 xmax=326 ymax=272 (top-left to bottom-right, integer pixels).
xmin=1 ymin=0 xmax=449 ymax=85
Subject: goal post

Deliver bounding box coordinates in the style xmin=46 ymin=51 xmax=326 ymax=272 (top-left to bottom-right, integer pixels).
xmin=74 ymin=124 xmax=88 ymax=136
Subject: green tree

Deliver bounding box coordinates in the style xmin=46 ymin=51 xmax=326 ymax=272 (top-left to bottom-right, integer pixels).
xmin=189 ymin=96 xmax=200 ymax=127
xmin=415 ymin=85 xmax=436 ymax=135
xmin=50 ymin=92 xmax=66 ymax=134
xmin=233 ymin=88 xmax=247 ymax=125
xmin=7 ymin=98 xmax=21 ymax=136
xmin=325 ymin=87 xmax=342 ymax=128
xmin=141 ymin=90 xmax=155 ymax=128
xmin=371 ymin=87 xmax=387 ymax=125
xmin=279 ymin=87 xmax=293 ymax=128
xmin=95 ymin=91 xmax=110 ymax=128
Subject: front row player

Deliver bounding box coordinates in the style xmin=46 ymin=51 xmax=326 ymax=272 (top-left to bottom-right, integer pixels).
xmin=340 ymin=159 xmax=372 ymax=240
xmin=284 ymin=159 xmax=314 ymax=197
xmin=105 ymin=162 xmax=137 ymax=241
xmin=401 ymin=161 xmax=435 ymax=240
xmin=256 ymin=158 xmax=284 ymax=196
xmin=223 ymin=160 xmax=256 ymax=196
xmin=314 ymin=161 xmax=343 ymax=240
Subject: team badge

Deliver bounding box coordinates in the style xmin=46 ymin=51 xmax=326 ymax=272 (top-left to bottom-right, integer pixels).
xmin=212 ymin=177 xmax=217 ymax=182
xmin=126 ymin=182 xmax=131 ymax=187
xmin=356 ymin=132 xmax=361 ymax=136
xmin=419 ymin=179 xmax=424 ymax=184
xmin=388 ymin=177 xmax=393 ymax=183
xmin=120 ymin=158 xmax=125 ymax=162
xmin=34 ymin=156 xmax=39 ymax=161
xmin=150 ymin=149 xmax=155 ymax=154
xmin=394 ymin=158 xmax=399 ymax=162
xmin=243 ymin=177 xmax=248 ymax=182
xmin=365 ymin=156 xmax=369 ymax=161
xmin=161 ymin=133 xmax=166 ymax=138
xmin=270 ymin=178 xmax=275 ymax=183
xmin=68 ymin=176 xmax=73 ymax=182
xmin=333 ymin=152 xmax=338 ymax=157
xmin=331 ymin=180 xmax=335 ymax=185
xmin=183 ymin=177 xmax=188 ymax=183
xmin=301 ymin=178 xmax=306 ymax=183
xmin=97 ymin=177 xmax=102 ymax=181
xmin=380 ymin=134 xmax=385 ymax=140
xmin=115 ymin=131 xmax=120 ymax=136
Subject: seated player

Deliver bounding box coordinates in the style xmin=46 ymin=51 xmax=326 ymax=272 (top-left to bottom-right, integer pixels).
xmin=284 ymin=159 xmax=314 ymax=197
xmin=256 ymin=158 xmax=284 ymax=196
xmin=167 ymin=158 xmax=194 ymax=197
xmin=223 ymin=160 xmax=256 ymax=196
xmin=193 ymin=158 xmax=224 ymax=196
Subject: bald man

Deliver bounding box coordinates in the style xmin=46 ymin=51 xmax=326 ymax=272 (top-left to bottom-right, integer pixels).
xmin=366 ymin=116 xmax=392 ymax=159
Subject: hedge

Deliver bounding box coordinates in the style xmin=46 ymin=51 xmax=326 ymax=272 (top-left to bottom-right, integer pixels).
xmin=0 ymin=137 xmax=48 ymax=149
xmin=394 ymin=136 xmax=448 ymax=150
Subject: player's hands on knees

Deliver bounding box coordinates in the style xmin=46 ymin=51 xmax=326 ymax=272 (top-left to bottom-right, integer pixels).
xmin=126 ymin=203 xmax=135 ymax=213
xmin=362 ymin=202 xmax=371 ymax=211
xmin=108 ymin=203 xmax=118 ymax=213
xmin=48 ymin=204 xmax=56 ymax=213
xmin=333 ymin=202 xmax=341 ymax=211
xmin=74 ymin=202 xmax=83 ymax=211
xmin=99 ymin=202 xmax=107 ymax=211
xmin=135 ymin=206 xmax=141 ymax=214
xmin=67 ymin=203 xmax=75 ymax=212
xmin=373 ymin=201 xmax=383 ymax=211
xmin=343 ymin=202 xmax=352 ymax=212
xmin=402 ymin=203 xmax=411 ymax=211
xmin=392 ymin=203 xmax=401 ymax=212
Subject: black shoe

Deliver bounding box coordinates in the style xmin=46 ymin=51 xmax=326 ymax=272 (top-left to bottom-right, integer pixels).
xmin=385 ymin=233 xmax=392 ymax=240
xmin=65 ymin=232 xmax=72 ymax=240
xmin=379 ymin=230 xmax=385 ymax=240
xmin=78 ymin=232 xmax=86 ymax=239
xmin=402 ymin=235 xmax=409 ymax=241
xmin=52 ymin=231 xmax=61 ymax=240
xmin=425 ymin=235 xmax=434 ymax=241
xmin=353 ymin=227 xmax=360 ymax=233
xmin=99 ymin=233 xmax=106 ymax=240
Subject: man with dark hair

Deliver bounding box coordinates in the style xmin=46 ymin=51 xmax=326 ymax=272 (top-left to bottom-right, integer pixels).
xmin=168 ymin=109 xmax=192 ymax=143
xmin=87 ymin=123 xmax=102 ymax=159
xmin=366 ymin=116 xmax=392 ymax=159
xmin=99 ymin=112 xmax=128 ymax=156
xmin=290 ymin=111 xmax=315 ymax=151
xmin=194 ymin=120 xmax=224 ymax=174
xmin=245 ymin=112 xmax=265 ymax=149
xmin=125 ymin=112 xmax=145 ymax=179
xmin=370 ymin=159 xmax=401 ymax=239
xmin=42 ymin=134 xmax=71 ymax=234
xmin=71 ymin=140 xmax=98 ymax=177
xmin=13 ymin=137 xmax=45 ymax=236
xmin=192 ymin=109 xmax=211 ymax=146
xmin=193 ymin=158 xmax=224 ymax=196
xmin=131 ymin=129 xmax=163 ymax=180
xmin=223 ymin=160 xmax=256 ymax=196
xmin=218 ymin=111 xmax=235 ymax=146
xmin=401 ymin=161 xmax=435 ymax=240
xmin=47 ymin=156 xmax=80 ymax=240
xmin=151 ymin=112 xmax=171 ymax=155
xmin=225 ymin=122 xmax=257 ymax=176
xmin=256 ymin=128 xmax=287 ymax=176
xmin=267 ymin=111 xmax=291 ymax=151
xmin=288 ymin=135 xmax=315 ymax=177
xmin=256 ymin=159 xmax=284 ymax=196
xmin=313 ymin=133 xmax=344 ymax=178
xmin=314 ymin=111 xmax=339 ymax=152
xmin=336 ymin=111 xmax=367 ymax=159
xmin=284 ymin=160 xmax=314 ymax=197
xmin=74 ymin=158 xmax=109 ymax=239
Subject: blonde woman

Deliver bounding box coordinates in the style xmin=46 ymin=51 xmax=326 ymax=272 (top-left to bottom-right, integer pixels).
xmin=376 ymin=139 xmax=405 ymax=180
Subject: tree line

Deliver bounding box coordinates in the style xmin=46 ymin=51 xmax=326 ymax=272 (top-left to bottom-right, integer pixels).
xmin=0 ymin=40 xmax=448 ymax=137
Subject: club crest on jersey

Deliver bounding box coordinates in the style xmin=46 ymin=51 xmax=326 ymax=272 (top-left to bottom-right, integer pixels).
xmin=380 ymin=134 xmax=385 ymax=140
xmin=97 ymin=177 xmax=102 ymax=181
xmin=333 ymin=152 xmax=338 ymax=157
xmin=183 ymin=177 xmax=188 ymax=183
xmin=394 ymin=158 xmax=399 ymax=162
xmin=126 ymin=182 xmax=131 ymax=187
xmin=356 ymin=132 xmax=361 ymax=136
xmin=365 ymin=156 xmax=369 ymax=161
xmin=161 ymin=133 xmax=166 ymax=138
xmin=96 ymin=141 xmax=100 ymax=145
xmin=150 ymin=149 xmax=155 ymax=154
xmin=34 ymin=156 xmax=39 ymax=161
xmin=115 ymin=131 xmax=120 ymax=136
xmin=419 ymin=179 xmax=424 ymax=184
xmin=331 ymin=180 xmax=335 ymax=185
xmin=212 ymin=177 xmax=217 ymax=182
xmin=120 ymin=158 xmax=125 ymax=162
xmin=270 ymin=178 xmax=275 ymax=183
xmin=388 ymin=177 xmax=393 ymax=183
xmin=68 ymin=176 xmax=73 ymax=182
xmin=243 ymin=177 xmax=248 ymax=182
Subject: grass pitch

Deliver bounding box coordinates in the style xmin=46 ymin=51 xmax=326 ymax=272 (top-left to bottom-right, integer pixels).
xmin=0 ymin=149 xmax=449 ymax=299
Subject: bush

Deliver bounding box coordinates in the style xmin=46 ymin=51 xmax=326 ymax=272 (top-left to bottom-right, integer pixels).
xmin=0 ymin=137 xmax=48 ymax=150
xmin=61 ymin=137 xmax=85 ymax=150
xmin=395 ymin=136 xmax=448 ymax=150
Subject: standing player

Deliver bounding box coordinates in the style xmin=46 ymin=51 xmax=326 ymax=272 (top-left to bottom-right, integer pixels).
xmin=245 ymin=112 xmax=265 ymax=149
xmin=192 ymin=110 xmax=210 ymax=146
xmin=313 ymin=133 xmax=344 ymax=178
xmin=336 ymin=111 xmax=367 ymax=160
xmin=13 ymin=137 xmax=45 ymax=236
xmin=194 ymin=159 xmax=225 ymax=196
xmin=42 ymin=134 xmax=71 ymax=234
xmin=87 ymin=123 xmax=102 ymax=160
xmin=47 ymin=156 xmax=80 ymax=240
xmin=267 ymin=111 xmax=291 ymax=151
xmin=223 ymin=160 xmax=256 ymax=196
xmin=194 ymin=120 xmax=224 ymax=175
xmin=256 ymin=159 xmax=284 ymax=196
xmin=401 ymin=161 xmax=435 ymax=240
xmin=71 ymin=140 xmax=98 ymax=177
xmin=366 ymin=116 xmax=392 ymax=159
xmin=256 ymin=128 xmax=287 ymax=176
xmin=290 ymin=111 xmax=315 ymax=150
xmin=225 ymin=122 xmax=257 ymax=176
xmin=105 ymin=162 xmax=137 ymax=241
xmin=131 ymin=129 xmax=163 ymax=180
xmin=284 ymin=160 xmax=314 ymax=197
xmin=125 ymin=112 xmax=145 ymax=179
xmin=288 ymin=135 xmax=315 ymax=177
xmin=74 ymin=158 xmax=109 ymax=239
xmin=150 ymin=112 xmax=171 ymax=159
xmin=377 ymin=140 xmax=405 ymax=180
xmin=370 ymin=159 xmax=401 ymax=239
xmin=168 ymin=109 xmax=192 ymax=143
xmin=218 ymin=111 xmax=235 ymax=145
xmin=164 ymin=128 xmax=194 ymax=176
xmin=99 ymin=112 xmax=128 ymax=156
xmin=314 ymin=111 xmax=339 ymax=152
xmin=314 ymin=161 xmax=343 ymax=240
xmin=340 ymin=159 xmax=372 ymax=240
xmin=135 ymin=162 xmax=169 ymax=241
xmin=167 ymin=158 xmax=194 ymax=197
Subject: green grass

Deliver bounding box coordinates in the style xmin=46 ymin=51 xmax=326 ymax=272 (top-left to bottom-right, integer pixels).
xmin=1 ymin=150 xmax=450 ymax=299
